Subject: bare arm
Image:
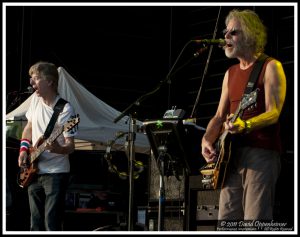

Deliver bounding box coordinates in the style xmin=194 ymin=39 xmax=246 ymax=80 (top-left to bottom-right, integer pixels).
xmin=201 ymin=70 xmax=230 ymax=162
xmin=227 ymin=59 xmax=287 ymax=133
xmin=18 ymin=121 xmax=32 ymax=167
xmin=246 ymin=59 xmax=286 ymax=131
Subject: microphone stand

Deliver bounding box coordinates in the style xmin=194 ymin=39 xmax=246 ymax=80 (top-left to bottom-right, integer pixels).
xmin=157 ymin=146 xmax=167 ymax=231
xmin=6 ymin=88 xmax=34 ymax=113
xmin=127 ymin=114 xmax=136 ymax=231
xmin=6 ymin=92 xmax=24 ymax=112
xmin=113 ymin=39 xmax=208 ymax=231
xmin=190 ymin=7 xmax=222 ymax=117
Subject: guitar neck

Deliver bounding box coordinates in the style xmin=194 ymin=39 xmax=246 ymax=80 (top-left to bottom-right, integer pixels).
xmin=30 ymin=126 xmax=63 ymax=163
xmin=218 ymin=105 xmax=242 ymax=144
xmin=231 ymin=104 xmax=242 ymax=123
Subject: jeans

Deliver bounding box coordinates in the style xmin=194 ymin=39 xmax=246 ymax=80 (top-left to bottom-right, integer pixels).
xmin=28 ymin=173 xmax=69 ymax=231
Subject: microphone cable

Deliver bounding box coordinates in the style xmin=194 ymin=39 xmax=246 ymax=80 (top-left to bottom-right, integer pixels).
xmin=190 ymin=6 xmax=222 ymax=118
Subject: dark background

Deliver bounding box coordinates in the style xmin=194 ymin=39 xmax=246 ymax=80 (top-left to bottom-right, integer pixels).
xmin=5 ymin=3 xmax=296 ymax=231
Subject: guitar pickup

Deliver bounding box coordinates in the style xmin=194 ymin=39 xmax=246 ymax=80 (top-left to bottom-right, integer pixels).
xmin=200 ymin=169 xmax=214 ymax=176
xmin=199 ymin=163 xmax=215 ymax=176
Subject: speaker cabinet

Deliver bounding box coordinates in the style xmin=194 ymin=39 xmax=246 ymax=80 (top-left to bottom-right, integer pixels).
xmin=186 ymin=176 xmax=221 ymax=231
xmin=148 ymin=153 xmax=185 ymax=202
xmin=196 ymin=189 xmax=220 ymax=221
xmin=195 ymin=189 xmax=220 ymax=231
xmin=147 ymin=205 xmax=185 ymax=231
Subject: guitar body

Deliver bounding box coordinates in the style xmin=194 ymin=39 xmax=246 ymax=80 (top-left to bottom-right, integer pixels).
xmin=17 ymin=137 xmax=44 ymax=188
xmin=213 ymin=133 xmax=232 ymax=189
xmin=17 ymin=162 xmax=39 ymax=188
xmin=17 ymin=115 xmax=80 ymax=188
xmin=200 ymin=133 xmax=232 ymax=190
xmin=200 ymin=89 xmax=259 ymax=190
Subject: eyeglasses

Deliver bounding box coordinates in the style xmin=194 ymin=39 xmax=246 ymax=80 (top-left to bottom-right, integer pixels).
xmin=222 ymin=28 xmax=241 ymax=37
xmin=30 ymin=76 xmax=44 ymax=83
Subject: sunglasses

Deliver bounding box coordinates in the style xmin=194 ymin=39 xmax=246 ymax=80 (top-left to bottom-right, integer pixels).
xmin=222 ymin=28 xmax=241 ymax=36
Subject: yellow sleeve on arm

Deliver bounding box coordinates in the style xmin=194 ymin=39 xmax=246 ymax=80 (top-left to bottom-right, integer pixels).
xmin=243 ymin=109 xmax=279 ymax=134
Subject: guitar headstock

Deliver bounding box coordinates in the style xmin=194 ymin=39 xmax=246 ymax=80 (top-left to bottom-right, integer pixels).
xmin=63 ymin=114 xmax=80 ymax=132
xmin=240 ymin=88 xmax=259 ymax=111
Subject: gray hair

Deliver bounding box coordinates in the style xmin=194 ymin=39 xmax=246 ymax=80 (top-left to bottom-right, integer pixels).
xmin=226 ymin=9 xmax=267 ymax=54
xmin=29 ymin=61 xmax=59 ymax=92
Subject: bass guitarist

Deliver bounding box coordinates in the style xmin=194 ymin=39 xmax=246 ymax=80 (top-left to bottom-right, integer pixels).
xmin=18 ymin=61 xmax=78 ymax=231
xmin=201 ymin=9 xmax=286 ymax=224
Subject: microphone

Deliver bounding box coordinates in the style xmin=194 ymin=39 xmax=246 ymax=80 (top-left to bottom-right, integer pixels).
xmin=26 ymin=86 xmax=34 ymax=93
xmin=8 ymin=86 xmax=34 ymax=96
xmin=193 ymin=38 xmax=226 ymax=46
xmin=20 ymin=86 xmax=34 ymax=94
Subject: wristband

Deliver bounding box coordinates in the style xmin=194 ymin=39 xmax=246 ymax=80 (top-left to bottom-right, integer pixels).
xmin=20 ymin=139 xmax=31 ymax=153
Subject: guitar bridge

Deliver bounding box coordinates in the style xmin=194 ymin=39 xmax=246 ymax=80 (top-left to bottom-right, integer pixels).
xmin=199 ymin=163 xmax=216 ymax=190
xmin=201 ymin=174 xmax=214 ymax=189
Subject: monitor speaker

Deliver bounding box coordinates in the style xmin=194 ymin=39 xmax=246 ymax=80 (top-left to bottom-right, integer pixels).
xmin=196 ymin=189 xmax=220 ymax=221
xmin=148 ymin=153 xmax=185 ymax=201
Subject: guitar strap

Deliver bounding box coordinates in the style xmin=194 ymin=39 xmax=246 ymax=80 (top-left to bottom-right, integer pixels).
xmin=43 ymin=98 xmax=68 ymax=139
xmin=244 ymin=53 xmax=270 ymax=94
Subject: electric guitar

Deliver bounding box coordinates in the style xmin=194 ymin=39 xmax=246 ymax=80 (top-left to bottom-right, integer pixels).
xmin=17 ymin=115 xmax=80 ymax=188
xmin=200 ymin=89 xmax=259 ymax=190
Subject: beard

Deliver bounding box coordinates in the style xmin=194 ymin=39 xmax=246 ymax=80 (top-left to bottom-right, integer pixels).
xmin=224 ymin=42 xmax=245 ymax=59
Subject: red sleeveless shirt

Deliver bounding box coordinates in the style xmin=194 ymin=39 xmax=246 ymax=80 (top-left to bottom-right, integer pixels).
xmin=227 ymin=58 xmax=282 ymax=153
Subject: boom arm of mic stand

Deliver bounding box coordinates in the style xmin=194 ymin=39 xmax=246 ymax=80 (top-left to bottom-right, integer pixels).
xmin=113 ymin=40 xmax=199 ymax=124
xmin=113 ymin=85 xmax=161 ymax=124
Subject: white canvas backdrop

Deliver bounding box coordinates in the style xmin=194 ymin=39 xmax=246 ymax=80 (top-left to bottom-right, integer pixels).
xmin=6 ymin=67 xmax=150 ymax=154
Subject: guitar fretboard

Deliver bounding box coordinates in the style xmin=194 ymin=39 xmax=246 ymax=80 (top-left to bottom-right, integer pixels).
xmin=30 ymin=125 xmax=63 ymax=163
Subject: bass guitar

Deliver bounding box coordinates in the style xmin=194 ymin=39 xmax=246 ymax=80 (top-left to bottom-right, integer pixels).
xmin=200 ymin=89 xmax=259 ymax=190
xmin=17 ymin=115 xmax=80 ymax=188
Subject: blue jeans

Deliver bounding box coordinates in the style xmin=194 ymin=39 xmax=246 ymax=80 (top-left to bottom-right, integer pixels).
xmin=28 ymin=173 xmax=69 ymax=231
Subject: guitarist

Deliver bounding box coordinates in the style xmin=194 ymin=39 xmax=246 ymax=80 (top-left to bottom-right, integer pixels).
xmin=18 ymin=61 xmax=78 ymax=231
xmin=201 ymin=9 xmax=286 ymax=225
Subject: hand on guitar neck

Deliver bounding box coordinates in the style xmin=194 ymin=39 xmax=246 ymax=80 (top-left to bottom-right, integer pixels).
xmin=44 ymin=140 xmax=63 ymax=154
xmin=224 ymin=114 xmax=246 ymax=134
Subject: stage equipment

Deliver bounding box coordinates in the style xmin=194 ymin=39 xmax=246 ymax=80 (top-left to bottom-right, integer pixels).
xmin=104 ymin=131 xmax=145 ymax=180
xmin=112 ymin=36 xmax=211 ymax=230
xmin=143 ymin=118 xmax=190 ymax=231
xmin=190 ymin=7 xmax=222 ymax=117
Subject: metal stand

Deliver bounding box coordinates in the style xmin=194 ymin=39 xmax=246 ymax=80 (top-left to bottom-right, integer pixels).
xmin=114 ymin=108 xmax=137 ymax=231
xmin=7 ymin=93 xmax=22 ymax=112
xmin=127 ymin=115 xmax=136 ymax=231
xmin=157 ymin=146 xmax=167 ymax=231
xmin=112 ymin=39 xmax=201 ymax=229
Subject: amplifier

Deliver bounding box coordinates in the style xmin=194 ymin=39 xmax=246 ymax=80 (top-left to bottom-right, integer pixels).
xmin=197 ymin=205 xmax=219 ymax=220
xmin=148 ymin=153 xmax=185 ymax=201
xmin=196 ymin=189 xmax=220 ymax=221
xmin=147 ymin=205 xmax=185 ymax=231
